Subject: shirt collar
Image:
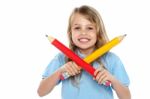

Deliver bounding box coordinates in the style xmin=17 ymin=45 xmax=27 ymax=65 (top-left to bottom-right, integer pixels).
xmin=75 ymin=49 xmax=86 ymax=59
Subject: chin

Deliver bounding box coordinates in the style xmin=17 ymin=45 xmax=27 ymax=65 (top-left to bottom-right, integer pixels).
xmin=75 ymin=43 xmax=95 ymax=50
xmin=78 ymin=46 xmax=93 ymax=50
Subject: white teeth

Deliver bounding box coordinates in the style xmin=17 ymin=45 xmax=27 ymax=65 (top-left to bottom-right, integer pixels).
xmin=79 ymin=38 xmax=89 ymax=42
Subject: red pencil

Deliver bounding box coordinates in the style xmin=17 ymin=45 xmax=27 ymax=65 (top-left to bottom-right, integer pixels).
xmin=46 ymin=35 xmax=110 ymax=86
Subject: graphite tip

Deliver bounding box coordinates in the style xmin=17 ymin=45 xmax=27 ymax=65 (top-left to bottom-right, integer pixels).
xmin=45 ymin=34 xmax=48 ymax=37
xmin=123 ymin=34 xmax=127 ymax=37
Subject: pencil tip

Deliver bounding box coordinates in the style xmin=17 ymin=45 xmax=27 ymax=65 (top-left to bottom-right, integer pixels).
xmin=45 ymin=34 xmax=48 ymax=37
xmin=123 ymin=34 xmax=127 ymax=37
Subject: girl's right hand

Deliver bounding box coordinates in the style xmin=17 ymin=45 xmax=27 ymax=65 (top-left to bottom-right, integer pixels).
xmin=60 ymin=61 xmax=81 ymax=76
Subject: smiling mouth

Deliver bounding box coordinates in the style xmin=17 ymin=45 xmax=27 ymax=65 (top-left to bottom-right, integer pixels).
xmin=78 ymin=38 xmax=90 ymax=43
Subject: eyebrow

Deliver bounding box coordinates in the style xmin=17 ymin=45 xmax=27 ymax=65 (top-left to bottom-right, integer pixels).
xmin=73 ymin=24 xmax=94 ymax=26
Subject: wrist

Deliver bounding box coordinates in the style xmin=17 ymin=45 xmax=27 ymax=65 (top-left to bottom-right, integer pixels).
xmin=58 ymin=67 xmax=65 ymax=74
xmin=109 ymin=76 xmax=117 ymax=85
xmin=111 ymin=77 xmax=121 ymax=88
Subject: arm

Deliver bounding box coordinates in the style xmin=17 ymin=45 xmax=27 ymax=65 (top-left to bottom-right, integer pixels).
xmin=37 ymin=68 xmax=62 ymax=97
xmin=37 ymin=61 xmax=81 ymax=97
xmin=94 ymin=69 xmax=131 ymax=99
xmin=111 ymin=76 xmax=131 ymax=99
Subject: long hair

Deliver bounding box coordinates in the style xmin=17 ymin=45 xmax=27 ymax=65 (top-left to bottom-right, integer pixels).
xmin=66 ymin=5 xmax=109 ymax=87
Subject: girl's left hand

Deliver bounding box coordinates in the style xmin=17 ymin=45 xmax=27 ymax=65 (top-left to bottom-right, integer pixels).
xmin=93 ymin=67 xmax=114 ymax=84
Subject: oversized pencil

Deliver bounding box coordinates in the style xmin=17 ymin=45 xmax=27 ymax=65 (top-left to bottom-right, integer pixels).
xmin=60 ymin=34 xmax=126 ymax=82
xmin=46 ymin=35 xmax=95 ymax=75
xmin=46 ymin=35 xmax=112 ymax=86
xmin=46 ymin=34 xmax=126 ymax=86
xmin=84 ymin=34 xmax=126 ymax=63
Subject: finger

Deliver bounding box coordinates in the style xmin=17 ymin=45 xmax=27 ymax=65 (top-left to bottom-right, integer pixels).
xmin=98 ymin=74 xmax=107 ymax=84
xmin=95 ymin=70 xmax=105 ymax=83
xmin=73 ymin=62 xmax=81 ymax=71
xmin=97 ymin=69 xmax=106 ymax=79
xmin=95 ymin=72 xmax=101 ymax=81
xmin=72 ymin=62 xmax=81 ymax=73
xmin=69 ymin=62 xmax=78 ymax=75
xmin=64 ymin=66 xmax=72 ymax=76
xmin=102 ymin=77 xmax=108 ymax=85
xmin=94 ymin=67 xmax=103 ymax=76
xmin=65 ymin=64 xmax=75 ymax=76
xmin=71 ymin=62 xmax=79 ymax=74
xmin=94 ymin=68 xmax=100 ymax=76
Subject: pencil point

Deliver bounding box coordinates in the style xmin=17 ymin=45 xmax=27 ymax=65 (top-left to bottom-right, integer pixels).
xmin=123 ymin=34 xmax=127 ymax=37
xmin=119 ymin=34 xmax=127 ymax=41
xmin=45 ymin=34 xmax=54 ymax=42
xmin=45 ymin=34 xmax=48 ymax=37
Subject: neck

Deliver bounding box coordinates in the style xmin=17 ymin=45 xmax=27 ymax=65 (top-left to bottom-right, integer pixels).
xmin=79 ymin=47 xmax=95 ymax=56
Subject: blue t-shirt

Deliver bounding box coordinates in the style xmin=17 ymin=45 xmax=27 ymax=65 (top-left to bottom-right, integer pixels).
xmin=42 ymin=51 xmax=130 ymax=99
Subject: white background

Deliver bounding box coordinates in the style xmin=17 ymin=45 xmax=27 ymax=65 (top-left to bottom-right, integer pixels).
xmin=0 ymin=0 xmax=150 ymax=99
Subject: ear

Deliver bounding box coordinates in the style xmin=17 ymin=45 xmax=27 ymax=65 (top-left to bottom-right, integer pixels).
xmin=67 ymin=32 xmax=71 ymax=35
xmin=67 ymin=32 xmax=72 ymax=39
xmin=67 ymin=32 xmax=74 ymax=45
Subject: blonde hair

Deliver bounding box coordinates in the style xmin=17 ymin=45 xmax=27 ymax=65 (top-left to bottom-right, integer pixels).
xmin=66 ymin=5 xmax=109 ymax=87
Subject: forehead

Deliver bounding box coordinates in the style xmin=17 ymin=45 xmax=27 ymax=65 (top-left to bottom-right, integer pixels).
xmin=71 ymin=13 xmax=95 ymax=26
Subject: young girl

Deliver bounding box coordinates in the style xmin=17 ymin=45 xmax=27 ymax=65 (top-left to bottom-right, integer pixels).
xmin=37 ymin=5 xmax=131 ymax=99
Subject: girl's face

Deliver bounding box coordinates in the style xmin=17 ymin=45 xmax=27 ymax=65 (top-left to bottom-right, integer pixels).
xmin=71 ymin=13 xmax=97 ymax=52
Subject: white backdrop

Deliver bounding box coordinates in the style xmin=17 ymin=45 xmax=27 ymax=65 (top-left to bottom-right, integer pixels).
xmin=0 ymin=0 xmax=150 ymax=99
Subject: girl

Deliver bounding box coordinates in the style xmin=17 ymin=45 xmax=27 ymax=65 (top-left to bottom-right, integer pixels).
xmin=37 ymin=5 xmax=131 ymax=99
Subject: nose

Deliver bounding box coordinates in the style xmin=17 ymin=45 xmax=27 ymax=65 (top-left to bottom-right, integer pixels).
xmin=80 ymin=29 xmax=87 ymax=35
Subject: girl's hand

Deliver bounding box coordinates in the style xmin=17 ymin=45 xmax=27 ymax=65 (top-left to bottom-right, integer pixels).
xmin=60 ymin=61 xmax=81 ymax=76
xmin=93 ymin=67 xmax=114 ymax=84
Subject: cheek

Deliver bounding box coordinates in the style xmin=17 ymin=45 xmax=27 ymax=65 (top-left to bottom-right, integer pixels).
xmin=91 ymin=34 xmax=97 ymax=41
xmin=71 ymin=33 xmax=78 ymax=39
xmin=71 ymin=33 xmax=77 ymax=43
xmin=91 ymin=35 xmax=97 ymax=45
xmin=92 ymin=38 xmax=97 ymax=44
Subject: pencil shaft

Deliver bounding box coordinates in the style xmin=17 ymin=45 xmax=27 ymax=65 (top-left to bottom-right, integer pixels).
xmin=84 ymin=35 xmax=124 ymax=63
xmin=52 ymin=39 xmax=95 ymax=76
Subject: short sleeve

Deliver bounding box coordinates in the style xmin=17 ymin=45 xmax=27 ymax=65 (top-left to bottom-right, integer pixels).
xmin=42 ymin=53 xmax=66 ymax=84
xmin=103 ymin=52 xmax=130 ymax=87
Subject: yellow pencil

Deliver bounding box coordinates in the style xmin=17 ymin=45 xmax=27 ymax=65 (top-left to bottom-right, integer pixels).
xmin=84 ymin=34 xmax=126 ymax=63
xmin=46 ymin=34 xmax=126 ymax=86
xmin=60 ymin=34 xmax=126 ymax=83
